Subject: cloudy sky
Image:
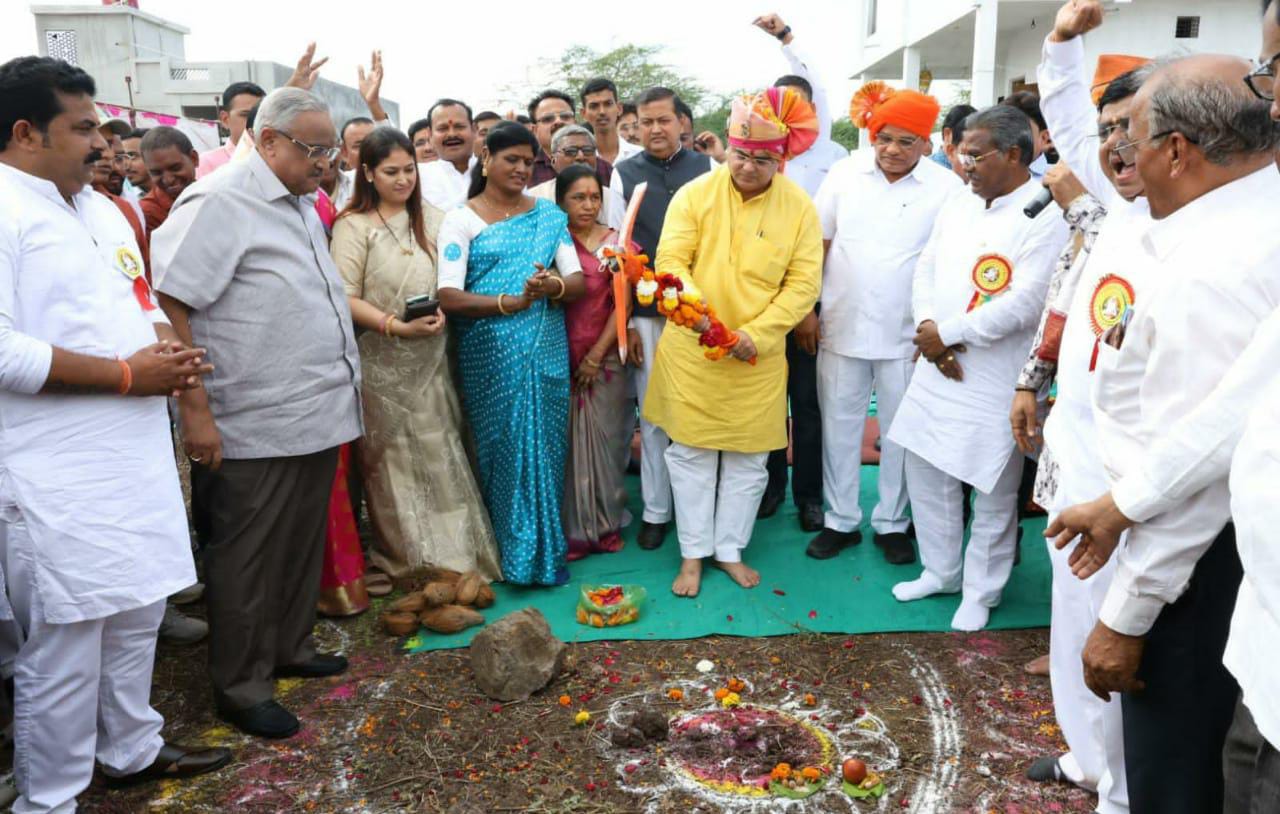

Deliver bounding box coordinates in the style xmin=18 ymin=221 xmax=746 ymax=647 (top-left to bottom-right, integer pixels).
xmin=3 ymin=1 xmax=874 ymax=121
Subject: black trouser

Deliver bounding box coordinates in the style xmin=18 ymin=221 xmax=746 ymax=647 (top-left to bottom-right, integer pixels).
xmin=1121 ymin=523 xmax=1242 ymax=814
xmin=197 ymin=447 xmax=338 ymax=711
xmin=1223 ymin=694 xmax=1280 ymax=814
xmin=765 ymin=331 xmax=822 ymax=506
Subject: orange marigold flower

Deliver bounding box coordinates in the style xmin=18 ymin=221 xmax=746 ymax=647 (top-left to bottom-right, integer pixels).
xmin=803 ymin=693 xmax=817 ymax=706
xmin=727 ymin=678 xmax=746 ymax=693
xmin=801 ymin=766 xmax=822 ymax=782
xmin=558 ymin=695 xmax=571 ymax=707
xmin=770 ymin=763 xmax=792 ymax=781
xmin=713 ymin=687 xmax=730 ymax=701
xmin=667 ymin=688 xmax=684 ymax=701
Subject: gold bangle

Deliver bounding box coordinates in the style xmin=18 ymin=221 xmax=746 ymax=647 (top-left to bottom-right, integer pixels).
xmin=496 ymin=294 xmax=511 ymax=315
xmin=548 ymin=275 xmax=566 ymax=301
xmin=381 ymin=314 xmax=394 ymax=335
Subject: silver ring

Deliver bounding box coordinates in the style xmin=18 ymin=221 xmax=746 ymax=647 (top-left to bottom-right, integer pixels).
xmin=189 ymin=455 xmax=203 ymax=462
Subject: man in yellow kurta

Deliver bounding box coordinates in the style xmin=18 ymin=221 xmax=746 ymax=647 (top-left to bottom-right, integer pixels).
xmin=644 ymin=87 xmax=823 ymax=598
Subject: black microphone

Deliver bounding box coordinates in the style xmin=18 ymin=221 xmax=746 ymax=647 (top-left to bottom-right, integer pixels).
xmin=1023 ymin=187 xmax=1054 ymax=218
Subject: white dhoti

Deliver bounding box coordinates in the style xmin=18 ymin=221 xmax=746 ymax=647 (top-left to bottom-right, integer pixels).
xmin=632 ymin=316 xmax=673 ymax=524
xmin=817 ymin=351 xmax=913 ymax=534
xmin=904 ymin=448 xmax=1023 ymax=606
xmin=2 ymin=518 xmax=165 ymax=814
xmin=664 ymin=443 xmax=768 ymax=562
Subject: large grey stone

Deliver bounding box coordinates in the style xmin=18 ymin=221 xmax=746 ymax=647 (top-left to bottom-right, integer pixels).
xmin=468 ymin=608 xmax=567 ymax=701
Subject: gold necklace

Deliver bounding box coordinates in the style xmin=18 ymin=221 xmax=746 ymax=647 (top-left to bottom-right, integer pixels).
xmin=480 ymin=193 xmax=521 ymax=221
xmin=375 ymin=208 xmax=414 ymax=256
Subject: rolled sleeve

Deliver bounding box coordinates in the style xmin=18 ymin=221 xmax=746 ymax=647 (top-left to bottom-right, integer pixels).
xmin=151 ymin=189 xmax=243 ymax=310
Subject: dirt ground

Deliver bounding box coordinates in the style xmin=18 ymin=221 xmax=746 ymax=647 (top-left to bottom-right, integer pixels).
xmin=74 ymin=598 xmax=1098 ymax=814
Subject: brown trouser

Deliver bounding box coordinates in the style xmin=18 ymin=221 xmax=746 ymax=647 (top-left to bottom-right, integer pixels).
xmin=195 ymin=447 xmax=338 ymax=711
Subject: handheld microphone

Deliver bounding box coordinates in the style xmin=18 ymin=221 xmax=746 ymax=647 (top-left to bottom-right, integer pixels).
xmin=1023 ymin=187 xmax=1054 ymax=218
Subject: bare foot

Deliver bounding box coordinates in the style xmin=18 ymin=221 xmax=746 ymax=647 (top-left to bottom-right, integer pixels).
xmin=672 ymin=558 xmax=702 ymax=597
xmin=1024 ymin=653 xmax=1050 ymax=677
xmin=713 ymin=560 xmax=760 ymax=588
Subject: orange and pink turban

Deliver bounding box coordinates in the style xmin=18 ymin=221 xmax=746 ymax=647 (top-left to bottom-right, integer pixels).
xmin=850 ymin=81 xmax=941 ymax=141
xmin=726 ymin=86 xmax=819 ymax=160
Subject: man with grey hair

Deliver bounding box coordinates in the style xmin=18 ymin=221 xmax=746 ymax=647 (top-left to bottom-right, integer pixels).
xmin=152 ymin=86 xmax=363 ymax=740
xmin=1040 ymin=51 xmax=1280 ymax=813
xmin=887 ymin=105 xmax=1068 ymax=631
xmin=528 ymin=124 xmax=611 ymax=222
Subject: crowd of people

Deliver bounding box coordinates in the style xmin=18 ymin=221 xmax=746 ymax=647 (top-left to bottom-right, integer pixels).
xmin=0 ymin=1 xmax=1278 ymax=811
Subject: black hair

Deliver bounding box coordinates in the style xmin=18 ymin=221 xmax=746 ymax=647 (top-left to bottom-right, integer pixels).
xmin=340 ymin=116 xmax=374 ymax=143
xmin=528 ymin=89 xmax=575 ymax=121
xmin=516 ymin=114 xmax=532 ymax=125
xmin=554 ymin=161 xmax=599 ymax=205
xmin=0 ymin=56 xmax=96 ymax=151
xmin=468 ymin=120 xmax=539 ymax=199
xmin=407 ymin=117 xmax=432 ymax=141
xmin=245 ymin=102 xmax=261 ymax=131
xmin=474 ymin=110 xmax=502 ymax=124
xmin=220 ymin=81 xmax=265 ymax=111
xmin=941 ymin=104 xmax=976 ymax=134
xmin=341 ymin=127 xmax=432 ymax=254
xmin=1001 ymin=90 xmax=1047 ymax=132
xmin=964 ymin=106 xmax=1035 ymax=167
xmin=621 ymin=102 xmax=637 ymax=117
xmin=580 ymin=77 xmax=619 ymax=105
xmin=634 ymin=87 xmax=678 ymax=110
xmin=126 ymin=128 xmax=149 ymax=140
xmin=140 ymin=125 xmax=194 ymax=156
xmin=774 ymin=74 xmax=814 ymax=101
xmin=1096 ymin=67 xmax=1145 ymax=112
xmin=674 ymin=97 xmax=694 ymax=124
xmin=427 ymin=98 xmax=473 ymax=126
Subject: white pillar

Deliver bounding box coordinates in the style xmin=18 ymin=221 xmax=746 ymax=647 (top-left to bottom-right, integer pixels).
xmin=972 ymin=0 xmax=999 ymax=107
xmin=902 ymin=46 xmax=922 ymax=91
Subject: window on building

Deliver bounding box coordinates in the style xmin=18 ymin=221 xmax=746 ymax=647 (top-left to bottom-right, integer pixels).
xmin=1175 ymin=16 xmax=1200 ymax=38
xmin=45 ymin=30 xmax=78 ymax=65
xmin=867 ymin=0 xmax=878 ymax=36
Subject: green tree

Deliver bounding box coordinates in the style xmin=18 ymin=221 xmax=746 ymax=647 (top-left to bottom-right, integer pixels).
xmin=831 ymin=118 xmax=860 ymax=151
xmin=551 ymin=44 xmax=708 ymax=111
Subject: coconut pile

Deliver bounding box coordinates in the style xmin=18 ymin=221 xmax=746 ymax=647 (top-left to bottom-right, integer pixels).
xmin=378 ymin=568 xmax=494 ymax=636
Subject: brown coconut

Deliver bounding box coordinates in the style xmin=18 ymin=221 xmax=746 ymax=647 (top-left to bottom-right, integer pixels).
xmin=422 ymin=582 xmax=457 ymax=607
xmin=455 ymin=572 xmax=483 ymax=606
xmin=388 ymin=593 xmax=427 ymax=614
xmin=473 ymin=583 xmax=496 ymax=609
xmin=381 ymin=611 xmax=419 ymax=636
xmin=419 ymin=604 xmax=485 ymax=634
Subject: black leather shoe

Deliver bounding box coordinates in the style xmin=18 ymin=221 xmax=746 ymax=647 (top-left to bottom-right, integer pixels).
xmin=218 ymin=699 xmax=300 ymax=739
xmin=637 ymin=521 xmax=668 ymax=550
xmin=805 ymin=528 xmax=862 ymax=560
xmin=874 ymin=532 xmax=917 ymax=565
xmin=798 ymin=503 xmax=824 ymax=532
xmin=757 ymin=490 xmax=785 ymax=519
xmin=104 ymin=742 xmax=233 ymax=787
xmin=275 ymin=653 xmax=348 ymax=679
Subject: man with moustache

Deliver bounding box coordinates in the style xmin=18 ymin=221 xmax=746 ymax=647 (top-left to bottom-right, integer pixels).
xmin=198 ymin=81 xmax=266 ymax=179
xmin=580 ymin=77 xmax=641 ymax=166
xmin=1043 ymin=48 xmax=1280 ymax=812
xmin=0 ymin=55 xmax=231 ymax=812
xmin=92 ymin=120 xmax=149 ymax=275
xmin=528 ymin=125 xmax=610 ymax=223
xmin=473 ymin=111 xmax=502 ymax=159
xmin=607 ymin=86 xmax=713 ymax=552
xmin=121 ymin=128 xmax=151 ymax=197
xmin=530 ymin=89 xmax=612 ymax=187
xmin=138 ymin=126 xmax=199 ymax=232
xmin=618 ymin=102 xmax=640 ymax=146
xmin=418 ymin=98 xmax=478 ymax=211
xmin=152 ymin=87 xmax=363 ymax=740
xmin=406 ymin=118 xmax=438 ymax=163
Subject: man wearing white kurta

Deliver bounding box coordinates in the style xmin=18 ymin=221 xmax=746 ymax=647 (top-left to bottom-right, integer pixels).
xmin=808 ymin=84 xmax=958 ymax=564
xmin=888 ymin=106 xmax=1067 ymax=632
xmin=0 ymin=56 xmax=231 ymax=812
xmin=1015 ymin=4 xmax=1151 ymax=807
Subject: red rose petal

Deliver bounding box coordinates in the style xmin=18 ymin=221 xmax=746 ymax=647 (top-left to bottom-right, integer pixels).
xmin=772 ymin=589 xmax=786 ymax=596
xmin=808 ymin=610 xmax=818 ymax=619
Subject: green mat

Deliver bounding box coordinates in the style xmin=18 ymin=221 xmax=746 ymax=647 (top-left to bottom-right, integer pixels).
xmin=404 ymin=466 xmax=1050 ymax=652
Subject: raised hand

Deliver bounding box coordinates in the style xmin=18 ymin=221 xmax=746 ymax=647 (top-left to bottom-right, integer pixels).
xmin=752 ymin=13 xmax=793 ymax=43
xmin=357 ymin=49 xmax=385 ymax=118
xmin=286 ymin=42 xmax=329 ymax=90
xmin=1051 ymin=0 xmax=1104 ymax=43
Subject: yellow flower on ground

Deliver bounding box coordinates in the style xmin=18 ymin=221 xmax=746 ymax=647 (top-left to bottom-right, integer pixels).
xmin=720 ymin=692 xmax=741 ymax=708
xmin=574 ymin=710 xmax=591 ymax=726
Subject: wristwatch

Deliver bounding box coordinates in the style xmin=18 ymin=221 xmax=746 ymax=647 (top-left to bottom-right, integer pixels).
xmin=776 ymin=25 xmax=792 ymax=41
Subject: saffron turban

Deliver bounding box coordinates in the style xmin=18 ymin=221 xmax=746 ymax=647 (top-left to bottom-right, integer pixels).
xmin=726 ymin=86 xmax=819 ymax=160
xmin=850 ymin=81 xmax=941 ymax=141
xmin=1091 ymin=54 xmax=1150 ymax=106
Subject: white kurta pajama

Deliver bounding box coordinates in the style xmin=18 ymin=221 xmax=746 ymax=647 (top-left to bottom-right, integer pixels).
xmin=1033 ymin=33 xmax=1151 ymax=812
xmin=889 ymin=177 xmax=1067 ymax=621
xmin=0 ymin=164 xmax=196 ymax=812
xmin=814 ymin=150 xmax=960 ymax=537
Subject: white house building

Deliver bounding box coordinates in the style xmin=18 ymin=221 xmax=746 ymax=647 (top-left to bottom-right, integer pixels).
xmin=848 ymin=0 xmax=1261 ymax=107
xmin=32 ymin=2 xmax=399 ymax=139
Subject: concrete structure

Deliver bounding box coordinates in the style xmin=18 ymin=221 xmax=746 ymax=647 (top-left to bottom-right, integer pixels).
xmin=849 ymin=0 xmax=1259 ymax=108
xmin=32 ymin=2 xmax=399 ymax=139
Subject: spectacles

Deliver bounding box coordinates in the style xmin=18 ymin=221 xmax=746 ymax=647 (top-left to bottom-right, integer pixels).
xmin=109 ymin=154 xmax=129 ymax=166
xmin=955 ymin=149 xmax=1000 ymax=170
xmin=536 ymin=111 xmax=576 ymax=125
xmin=729 ymin=149 xmax=779 ymax=168
xmin=1096 ymin=122 xmax=1128 ymax=142
xmin=873 ymin=132 xmax=920 ymax=149
xmin=1245 ymin=50 xmax=1279 ymax=102
xmin=1110 ymin=129 xmax=1197 ymax=163
xmin=557 ymin=146 xmax=596 ymax=158
xmin=280 ymin=132 xmax=340 ymax=162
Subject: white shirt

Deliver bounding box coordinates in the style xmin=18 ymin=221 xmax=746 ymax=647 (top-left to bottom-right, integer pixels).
xmin=1094 ymin=165 xmax=1280 ymax=637
xmin=420 ymin=156 xmax=478 ymax=211
xmin=1037 ymin=36 xmax=1122 ymax=210
xmin=0 ymin=163 xmax=194 ymax=623
xmin=1224 ymin=372 xmax=1280 ymax=749
xmin=778 ymin=40 xmax=848 ymax=197
xmin=333 ymin=169 xmax=355 ymax=212
xmin=888 ymin=177 xmax=1068 ymax=492
xmin=815 ymin=149 xmax=960 ymax=360
xmin=607 ymin=137 xmax=643 ymax=166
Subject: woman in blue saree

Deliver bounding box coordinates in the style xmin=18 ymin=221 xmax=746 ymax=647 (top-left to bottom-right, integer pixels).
xmin=438 ymin=122 xmax=587 ymax=585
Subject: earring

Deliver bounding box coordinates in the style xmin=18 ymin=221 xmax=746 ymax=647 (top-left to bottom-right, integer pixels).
xmin=482 ymin=164 xmax=489 ymax=177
